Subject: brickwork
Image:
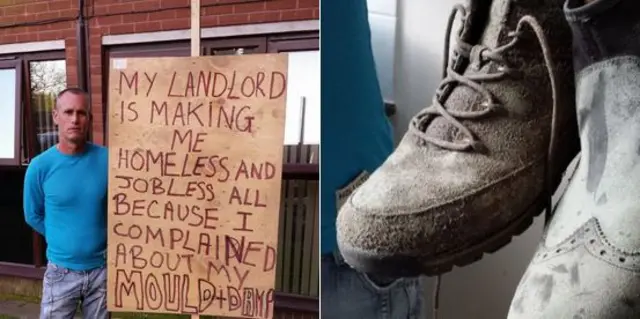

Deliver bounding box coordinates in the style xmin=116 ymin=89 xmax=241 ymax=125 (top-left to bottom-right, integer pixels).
xmin=0 ymin=0 xmax=318 ymax=144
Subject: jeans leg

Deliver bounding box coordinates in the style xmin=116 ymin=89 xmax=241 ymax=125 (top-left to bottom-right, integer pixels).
xmin=40 ymin=263 xmax=82 ymax=319
xmin=81 ymin=265 xmax=108 ymax=319
xmin=320 ymin=252 xmax=426 ymax=319
xmin=321 ymin=254 xmax=380 ymax=319
xmin=370 ymin=273 xmax=425 ymax=319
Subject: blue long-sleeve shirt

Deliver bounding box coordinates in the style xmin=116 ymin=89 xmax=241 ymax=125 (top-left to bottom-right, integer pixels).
xmin=320 ymin=0 xmax=394 ymax=255
xmin=23 ymin=143 xmax=108 ymax=271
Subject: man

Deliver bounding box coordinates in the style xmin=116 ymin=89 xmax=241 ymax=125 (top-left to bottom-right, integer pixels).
xmin=24 ymin=87 xmax=109 ymax=318
xmin=320 ymin=0 xmax=425 ymax=317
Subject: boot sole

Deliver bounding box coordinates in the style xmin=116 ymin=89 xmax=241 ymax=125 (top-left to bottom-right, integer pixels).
xmin=340 ymin=194 xmax=547 ymax=277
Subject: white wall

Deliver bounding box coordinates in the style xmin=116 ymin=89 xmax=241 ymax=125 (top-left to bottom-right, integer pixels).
xmin=366 ymin=0 xmax=397 ymax=104
xmin=369 ymin=0 xmax=550 ymax=318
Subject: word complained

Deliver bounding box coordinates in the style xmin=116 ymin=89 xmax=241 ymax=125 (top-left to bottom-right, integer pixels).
xmin=107 ymin=55 xmax=287 ymax=318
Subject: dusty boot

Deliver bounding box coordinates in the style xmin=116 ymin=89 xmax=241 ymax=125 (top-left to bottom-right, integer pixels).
xmin=508 ymin=0 xmax=640 ymax=317
xmin=336 ymin=0 xmax=580 ymax=277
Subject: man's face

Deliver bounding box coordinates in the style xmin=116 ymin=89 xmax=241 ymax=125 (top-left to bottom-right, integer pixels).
xmin=53 ymin=92 xmax=90 ymax=144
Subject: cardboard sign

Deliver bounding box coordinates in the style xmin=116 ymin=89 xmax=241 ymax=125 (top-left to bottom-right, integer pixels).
xmin=106 ymin=54 xmax=288 ymax=318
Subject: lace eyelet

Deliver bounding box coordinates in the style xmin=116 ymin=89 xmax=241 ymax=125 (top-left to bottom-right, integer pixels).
xmin=480 ymin=101 xmax=502 ymax=115
xmin=481 ymin=101 xmax=497 ymax=109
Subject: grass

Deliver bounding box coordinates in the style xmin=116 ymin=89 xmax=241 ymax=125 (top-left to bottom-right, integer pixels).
xmin=0 ymin=315 xmax=19 ymax=319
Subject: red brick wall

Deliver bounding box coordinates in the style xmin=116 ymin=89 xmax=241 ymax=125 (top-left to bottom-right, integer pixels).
xmin=0 ymin=0 xmax=318 ymax=144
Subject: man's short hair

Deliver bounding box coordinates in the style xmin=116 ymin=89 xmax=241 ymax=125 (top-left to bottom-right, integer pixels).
xmin=56 ymin=87 xmax=89 ymax=109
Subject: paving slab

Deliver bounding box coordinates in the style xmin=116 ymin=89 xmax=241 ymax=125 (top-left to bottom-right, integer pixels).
xmin=0 ymin=300 xmax=39 ymax=319
xmin=0 ymin=300 xmax=81 ymax=319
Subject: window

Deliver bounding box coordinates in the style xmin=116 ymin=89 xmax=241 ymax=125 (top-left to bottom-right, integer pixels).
xmin=267 ymin=33 xmax=320 ymax=147
xmin=0 ymin=51 xmax=66 ymax=267
xmin=0 ymin=60 xmax=22 ymax=166
xmin=281 ymin=51 xmax=319 ymax=146
xmin=266 ymin=33 xmax=319 ymax=297
xmin=201 ymin=36 xmax=266 ymax=56
xmin=29 ymin=60 xmax=67 ymax=155
xmin=0 ymin=52 xmax=67 ymax=167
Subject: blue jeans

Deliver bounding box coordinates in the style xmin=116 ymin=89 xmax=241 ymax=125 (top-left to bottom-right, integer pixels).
xmin=321 ymin=251 xmax=425 ymax=319
xmin=40 ymin=262 xmax=108 ymax=319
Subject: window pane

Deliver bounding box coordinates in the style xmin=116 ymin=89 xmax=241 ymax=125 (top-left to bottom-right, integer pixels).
xmin=0 ymin=68 xmax=17 ymax=160
xmin=284 ymin=51 xmax=319 ymax=145
xmin=30 ymin=60 xmax=66 ymax=154
xmin=211 ymin=47 xmax=247 ymax=55
xmin=202 ymin=37 xmax=266 ymax=56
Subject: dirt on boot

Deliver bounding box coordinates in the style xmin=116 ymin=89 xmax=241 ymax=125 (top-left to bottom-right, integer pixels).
xmin=337 ymin=0 xmax=579 ymax=277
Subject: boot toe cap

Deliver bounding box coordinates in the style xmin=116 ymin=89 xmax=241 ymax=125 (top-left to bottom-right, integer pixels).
xmin=335 ymin=147 xmax=546 ymax=275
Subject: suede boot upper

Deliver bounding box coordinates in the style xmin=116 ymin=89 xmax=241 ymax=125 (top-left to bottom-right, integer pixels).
xmin=337 ymin=0 xmax=579 ymax=276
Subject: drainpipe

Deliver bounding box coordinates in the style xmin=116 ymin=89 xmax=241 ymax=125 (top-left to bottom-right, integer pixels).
xmin=76 ymin=0 xmax=88 ymax=91
xmin=76 ymin=0 xmax=92 ymax=139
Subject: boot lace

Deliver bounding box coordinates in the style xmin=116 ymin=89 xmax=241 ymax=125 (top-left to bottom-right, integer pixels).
xmin=409 ymin=5 xmax=559 ymax=157
xmin=427 ymin=6 xmax=561 ymax=319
